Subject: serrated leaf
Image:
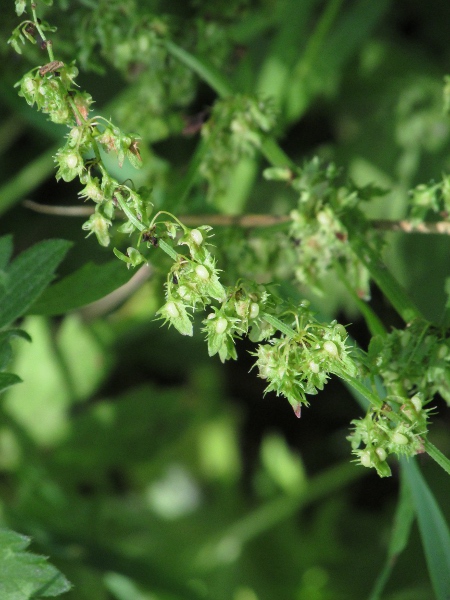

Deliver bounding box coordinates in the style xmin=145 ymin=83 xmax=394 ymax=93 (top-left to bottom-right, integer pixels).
xmin=0 ymin=372 xmax=22 ymax=394
xmin=0 ymin=240 xmax=71 ymax=328
xmin=0 ymin=528 xmax=71 ymax=598
xmin=28 ymin=260 xmax=135 ymax=316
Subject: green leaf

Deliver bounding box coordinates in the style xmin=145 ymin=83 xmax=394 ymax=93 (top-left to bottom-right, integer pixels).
xmin=402 ymin=458 xmax=450 ymax=599
xmin=0 ymin=328 xmax=31 ymax=371
xmin=28 ymin=260 xmax=136 ymax=316
xmin=0 ymin=240 xmax=71 ymax=328
xmin=368 ymin=473 xmax=415 ymax=599
xmin=0 ymin=527 xmax=71 ymax=598
xmin=0 ymin=372 xmax=22 ymax=394
xmin=0 ymin=235 xmax=13 ymax=272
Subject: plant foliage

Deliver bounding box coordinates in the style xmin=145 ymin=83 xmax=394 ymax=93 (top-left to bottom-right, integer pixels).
xmin=1 ymin=0 xmax=450 ymax=598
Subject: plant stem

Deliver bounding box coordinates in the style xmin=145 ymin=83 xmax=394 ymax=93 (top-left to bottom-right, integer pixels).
xmin=346 ymin=229 xmax=423 ymax=323
xmin=334 ymin=259 xmax=387 ymax=338
xmin=31 ymin=3 xmax=54 ymax=61
xmin=164 ymin=39 xmax=233 ymax=98
xmin=114 ymin=194 xmax=145 ymax=232
xmin=0 ymin=145 xmax=58 ymax=216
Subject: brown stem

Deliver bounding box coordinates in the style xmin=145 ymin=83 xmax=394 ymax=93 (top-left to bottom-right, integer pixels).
xmin=22 ymin=200 xmax=450 ymax=234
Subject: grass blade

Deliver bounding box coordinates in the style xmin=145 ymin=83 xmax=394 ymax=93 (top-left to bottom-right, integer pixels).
xmin=402 ymin=457 xmax=450 ymax=599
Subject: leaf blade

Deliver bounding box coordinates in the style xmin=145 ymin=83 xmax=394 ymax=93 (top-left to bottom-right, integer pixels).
xmin=28 ymin=260 xmax=136 ymax=315
xmin=402 ymin=458 xmax=450 ymax=600
xmin=0 ymin=239 xmax=71 ymax=328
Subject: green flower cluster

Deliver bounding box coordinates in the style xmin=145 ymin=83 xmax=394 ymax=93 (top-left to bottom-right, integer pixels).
xmin=348 ymin=395 xmax=430 ymax=477
xmin=200 ymin=95 xmax=278 ymax=201
xmin=408 ymin=175 xmax=450 ymax=223
xmin=17 ymin=62 xmax=88 ymax=125
xmin=368 ymin=320 xmax=450 ymax=405
xmin=156 ymin=224 xmax=270 ymax=359
xmin=264 ymin=158 xmax=384 ymax=299
xmin=253 ymin=313 xmax=357 ymax=416
xmin=11 ymin=8 xmax=152 ymax=251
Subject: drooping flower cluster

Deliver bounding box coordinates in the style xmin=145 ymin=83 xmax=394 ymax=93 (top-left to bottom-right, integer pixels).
xmin=12 ymin=28 xmax=151 ymax=250
xmin=253 ymin=311 xmax=358 ymax=416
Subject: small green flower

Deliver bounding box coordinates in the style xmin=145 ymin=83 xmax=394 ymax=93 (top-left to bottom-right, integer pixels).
xmin=82 ymin=211 xmax=112 ymax=247
xmin=55 ymin=148 xmax=85 ymax=182
xmin=156 ymin=298 xmax=193 ymax=337
xmin=78 ymin=176 xmax=104 ymax=203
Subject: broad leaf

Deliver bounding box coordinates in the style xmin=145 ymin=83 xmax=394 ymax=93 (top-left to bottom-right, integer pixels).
xmin=28 ymin=260 xmax=136 ymax=315
xmin=0 ymin=372 xmax=22 ymax=394
xmin=0 ymin=239 xmax=71 ymax=329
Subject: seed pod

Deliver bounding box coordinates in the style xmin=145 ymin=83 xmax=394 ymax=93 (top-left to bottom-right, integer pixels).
xmin=195 ymin=265 xmax=209 ymax=280
xmin=215 ymin=317 xmax=228 ymax=334
xmin=249 ymin=302 xmax=259 ymax=319
xmin=323 ymin=341 xmax=339 ymax=357
xmin=190 ymin=229 xmax=203 ymax=245
xmin=166 ymin=302 xmax=179 ymax=319
xmin=392 ymin=431 xmax=409 ymax=445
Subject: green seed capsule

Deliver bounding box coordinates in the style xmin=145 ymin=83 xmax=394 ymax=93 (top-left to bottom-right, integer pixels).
xmin=411 ymin=395 xmax=422 ymax=413
xmin=392 ymin=432 xmax=408 ymax=445
xmin=190 ymin=229 xmax=203 ymax=245
xmin=215 ymin=317 xmax=228 ymax=334
xmin=166 ymin=301 xmax=179 ymax=319
xmin=309 ymin=361 xmax=320 ymax=374
xmin=323 ymin=341 xmax=338 ymax=357
xmin=195 ymin=265 xmax=209 ymax=280
xmin=66 ymin=152 xmax=80 ymax=169
xmin=249 ymin=302 xmax=259 ymax=319
xmin=376 ymin=447 xmax=387 ymax=461
xmin=360 ymin=451 xmax=372 ymax=468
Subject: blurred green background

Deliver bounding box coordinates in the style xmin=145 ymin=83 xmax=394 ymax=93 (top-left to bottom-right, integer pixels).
xmin=1 ymin=0 xmax=450 ymax=598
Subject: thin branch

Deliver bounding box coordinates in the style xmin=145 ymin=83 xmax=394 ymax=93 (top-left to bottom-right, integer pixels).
xmin=80 ymin=264 xmax=153 ymax=320
xmin=22 ymin=200 xmax=450 ymax=234
xmin=23 ymin=199 xmax=93 ymax=216
xmin=372 ymin=219 xmax=450 ymax=235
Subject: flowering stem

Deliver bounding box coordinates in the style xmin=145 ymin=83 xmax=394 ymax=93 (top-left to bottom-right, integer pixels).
xmin=149 ymin=210 xmax=186 ymax=231
xmin=339 ymin=373 xmax=384 ymax=410
xmin=158 ymin=238 xmax=179 ymax=261
xmin=31 ymin=3 xmax=54 ymax=61
xmin=114 ymin=194 xmax=145 ymax=232
xmin=261 ymin=312 xmax=296 ymax=338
